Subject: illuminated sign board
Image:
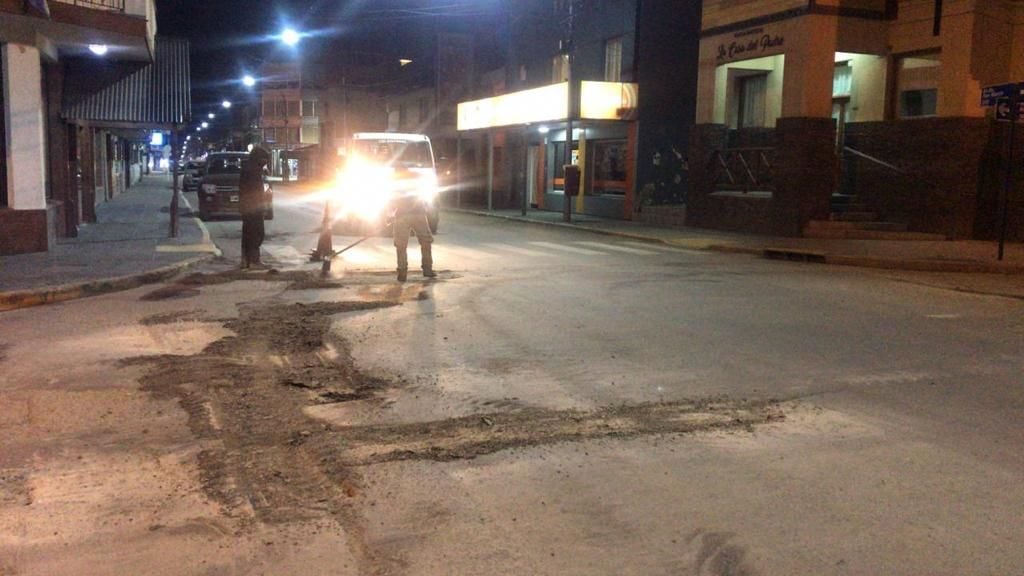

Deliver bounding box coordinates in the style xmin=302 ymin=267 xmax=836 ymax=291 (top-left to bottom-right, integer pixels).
xmin=457 ymin=82 xmax=638 ymax=131
xmin=150 ymin=132 xmax=165 ymax=146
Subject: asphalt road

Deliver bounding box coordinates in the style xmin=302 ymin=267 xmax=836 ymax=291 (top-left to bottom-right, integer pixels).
xmin=1 ymin=183 xmax=1021 ymax=575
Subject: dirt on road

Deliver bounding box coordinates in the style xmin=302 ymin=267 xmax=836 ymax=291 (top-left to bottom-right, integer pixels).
xmin=120 ymin=270 xmax=784 ymax=574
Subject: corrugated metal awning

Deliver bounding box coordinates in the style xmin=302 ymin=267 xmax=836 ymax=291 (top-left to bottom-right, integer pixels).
xmin=64 ymin=37 xmax=191 ymax=128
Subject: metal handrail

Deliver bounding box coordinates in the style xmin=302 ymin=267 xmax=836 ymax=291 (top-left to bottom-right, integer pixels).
xmin=709 ymin=147 xmax=775 ymax=193
xmin=51 ymin=0 xmax=125 ymax=12
xmin=841 ymin=145 xmax=956 ymax=239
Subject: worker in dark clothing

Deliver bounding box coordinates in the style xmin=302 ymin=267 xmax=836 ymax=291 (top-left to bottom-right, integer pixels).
xmin=239 ymin=146 xmax=270 ymax=268
xmin=391 ymin=187 xmax=436 ymax=283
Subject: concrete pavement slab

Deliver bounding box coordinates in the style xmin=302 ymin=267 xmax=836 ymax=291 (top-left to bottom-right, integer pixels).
xmin=0 ymin=174 xmax=220 ymax=312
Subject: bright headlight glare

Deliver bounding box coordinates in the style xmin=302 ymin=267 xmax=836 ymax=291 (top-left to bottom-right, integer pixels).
xmin=417 ymin=174 xmax=439 ymax=201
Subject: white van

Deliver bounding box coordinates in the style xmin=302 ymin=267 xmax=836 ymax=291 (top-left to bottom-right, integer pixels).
xmin=334 ymin=132 xmax=440 ymax=233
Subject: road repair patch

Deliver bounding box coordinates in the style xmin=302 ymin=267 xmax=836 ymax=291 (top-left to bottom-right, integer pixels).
xmin=121 ymin=283 xmax=785 ymax=574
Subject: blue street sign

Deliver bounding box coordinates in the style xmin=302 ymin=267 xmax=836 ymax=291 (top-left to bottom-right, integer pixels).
xmin=994 ymin=98 xmax=1024 ymax=122
xmin=982 ymin=82 xmax=1024 ymax=106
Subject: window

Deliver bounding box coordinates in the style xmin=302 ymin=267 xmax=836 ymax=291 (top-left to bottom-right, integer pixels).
xmin=288 ymin=127 xmax=300 ymax=145
xmin=275 ymin=100 xmax=287 ymax=117
xmin=287 ymin=100 xmax=300 ymax=118
xmin=552 ymin=54 xmax=569 ymax=83
xmin=262 ymin=100 xmax=275 ymax=117
xmin=263 ymin=128 xmax=278 ymax=143
xmin=302 ymin=100 xmax=317 ymax=117
xmin=833 ymin=62 xmax=852 ymax=97
xmin=737 ymin=73 xmax=768 ymax=128
xmin=302 ymin=124 xmax=320 ymax=144
xmin=591 ymin=140 xmax=627 ymax=195
xmin=206 ymin=154 xmax=247 ymax=174
xmin=604 ymin=37 xmax=623 ymax=82
xmin=896 ymin=52 xmax=940 ymax=118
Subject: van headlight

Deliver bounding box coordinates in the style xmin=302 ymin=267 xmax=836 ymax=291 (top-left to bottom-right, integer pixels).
xmin=417 ymin=174 xmax=439 ymax=202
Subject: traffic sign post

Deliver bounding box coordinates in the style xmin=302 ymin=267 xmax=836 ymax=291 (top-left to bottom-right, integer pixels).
xmin=982 ymin=82 xmax=1022 ymax=261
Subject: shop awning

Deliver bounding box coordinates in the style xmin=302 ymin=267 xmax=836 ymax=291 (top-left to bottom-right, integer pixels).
xmin=457 ymin=81 xmax=638 ymax=132
xmin=63 ymin=37 xmax=191 ymax=129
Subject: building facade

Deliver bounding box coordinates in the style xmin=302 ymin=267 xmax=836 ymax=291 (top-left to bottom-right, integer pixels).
xmin=455 ymin=0 xmax=702 ymax=221
xmin=688 ymin=0 xmax=1024 ymax=240
xmin=257 ymin=60 xmax=390 ymax=180
xmin=1 ymin=0 xmax=161 ymax=254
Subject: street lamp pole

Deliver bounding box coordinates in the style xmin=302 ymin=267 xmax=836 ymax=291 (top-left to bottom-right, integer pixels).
xmin=562 ymin=0 xmax=577 ymax=223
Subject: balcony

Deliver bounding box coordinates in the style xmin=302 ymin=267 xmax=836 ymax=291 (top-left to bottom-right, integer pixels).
xmin=0 ymin=0 xmax=157 ymax=61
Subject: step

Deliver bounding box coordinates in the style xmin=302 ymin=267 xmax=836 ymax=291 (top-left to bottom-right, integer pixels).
xmin=808 ymin=220 xmax=908 ymax=232
xmin=829 ymin=210 xmax=877 ymax=222
xmin=802 ymin=227 xmax=947 ymax=241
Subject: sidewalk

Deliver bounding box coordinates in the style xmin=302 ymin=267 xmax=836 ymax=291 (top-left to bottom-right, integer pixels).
xmin=0 ymin=174 xmax=219 ymax=311
xmin=452 ymin=207 xmax=1024 ymax=275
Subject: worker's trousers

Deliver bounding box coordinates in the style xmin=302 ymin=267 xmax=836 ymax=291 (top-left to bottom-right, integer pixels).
xmin=393 ymin=212 xmax=433 ymax=273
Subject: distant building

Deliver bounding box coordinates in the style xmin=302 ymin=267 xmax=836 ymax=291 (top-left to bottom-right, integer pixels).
xmin=688 ymin=0 xmax=1024 ymax=240
xmin=1 ymin=0 xmax=181 ymax=255
xmin=256 ymin=59 xmax=389 ymax=180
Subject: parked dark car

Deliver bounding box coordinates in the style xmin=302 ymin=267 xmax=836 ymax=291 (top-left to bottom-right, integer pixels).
xmin=197 ymin=152 xmax=273 ymax=220
xmin=182 ymin=160 xmax=205 ymax=192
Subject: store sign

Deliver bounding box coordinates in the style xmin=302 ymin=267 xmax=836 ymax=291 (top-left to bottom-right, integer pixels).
xmin=457 ymin=82 xmax=639 ymax=131
xmin=716 ymin=28 xmax=784 ymax=62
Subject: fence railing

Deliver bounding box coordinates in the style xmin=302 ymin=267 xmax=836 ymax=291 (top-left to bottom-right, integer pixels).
xmin=51 ymin=0 xmax=125 ymax=12
xmin=709 ymin=147 xmax=776 ymax=193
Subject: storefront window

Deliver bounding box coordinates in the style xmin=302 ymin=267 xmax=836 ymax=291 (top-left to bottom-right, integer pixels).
xmin=896 ymin=52 xmax=940 ymax=118
xmin=591 ymin=140 xmax=627 ymax=195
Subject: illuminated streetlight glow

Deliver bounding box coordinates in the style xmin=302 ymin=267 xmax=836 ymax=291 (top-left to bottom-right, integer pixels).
xmin=196 ymin=127 xmax=201 ymax=132
xmin=88 ymin=44 xmax=108 ymax=56
xmin=201 ymin=122 xmax=209 ymax=128
xmin=282 ymin=28 xmax=301 ymax=46
xmin=243 ymin=75 xmax=256 ymax=87
xmin=222 ymin=100 xmax=232 ymax=109
xmin=208 ymin=113 xmax=215 ymax=119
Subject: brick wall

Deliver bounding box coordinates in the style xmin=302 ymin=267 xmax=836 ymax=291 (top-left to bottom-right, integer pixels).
xmin=842 ymin=117 xmax=1018 ymax=240
xmin=0 ymin=208 xmax=50 ymax=254
xmin=688 ymin=119 xmax=835 ymax=237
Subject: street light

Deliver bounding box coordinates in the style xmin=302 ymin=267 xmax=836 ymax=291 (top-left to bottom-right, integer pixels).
xmin=222 ymin=100 xmax=232 ymax=109
xmin=201 ymin=121 xmax=209 ymax=129
xmin=281 ymin=28 xmax=301 ymax=47
xmin=243 ymin=75 xmax=256 ymax=87
xmin=208 ymin=113 xmax=215 ymax=119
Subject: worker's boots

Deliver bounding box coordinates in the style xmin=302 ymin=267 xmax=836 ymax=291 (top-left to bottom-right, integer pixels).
xmin=421 ymin=243 xmax=435 ymax=278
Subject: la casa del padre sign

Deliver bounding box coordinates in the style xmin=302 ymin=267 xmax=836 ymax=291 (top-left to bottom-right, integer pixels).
xmin=716 ymin=28 xmax=785 ymax=62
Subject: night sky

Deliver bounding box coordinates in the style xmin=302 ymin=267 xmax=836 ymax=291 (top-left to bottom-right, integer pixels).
xmin=155 ymin=0 xmax=503 ymax=123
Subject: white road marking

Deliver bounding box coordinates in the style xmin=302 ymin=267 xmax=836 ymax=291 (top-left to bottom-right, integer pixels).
xmin=926 ymin=314 xmax=961 ymax=319
xmin=528 ymin=241 xmax=607 ymax=256
xmin=482 ymin=243 xmax=553 ymax=257
xmin=574 ymin=241 xmax=660 ymax=255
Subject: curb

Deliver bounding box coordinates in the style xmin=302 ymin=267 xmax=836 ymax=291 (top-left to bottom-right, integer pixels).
xmin=0 ymin=253 xmax=216 ymax=313
xmin=450 ymin=209 xmax=1024 ymax=275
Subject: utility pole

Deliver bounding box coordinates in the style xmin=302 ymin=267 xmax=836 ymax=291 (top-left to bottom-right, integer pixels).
xmin=169 ymin=126 xmax=180 ymax=238
xmin=562 ymin=0 xmax=577 ymax=223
